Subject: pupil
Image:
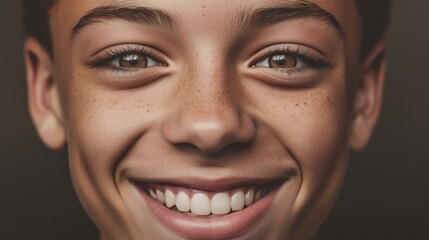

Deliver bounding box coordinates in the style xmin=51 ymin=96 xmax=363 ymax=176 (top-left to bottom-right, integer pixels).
xmin=269 ymin=54 xmax=296 ymax=68
xmin=272 ymin=55 xmax=287 ymax=66
xmin=121 ymin=54 xmax=144 ymax=66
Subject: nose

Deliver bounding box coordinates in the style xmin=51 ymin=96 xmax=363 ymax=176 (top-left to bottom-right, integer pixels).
xmin=162 ymin=66 xmax=256 ymax=155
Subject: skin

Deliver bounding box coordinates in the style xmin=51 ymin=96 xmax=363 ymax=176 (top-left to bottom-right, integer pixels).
xmin=25 ymin=0 xmax=386 ymax=239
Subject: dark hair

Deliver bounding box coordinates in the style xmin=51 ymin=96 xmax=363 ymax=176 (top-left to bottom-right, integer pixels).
xmin=23 ymin=0 xmax=55 ymax=55
xmin=357 ymin=0 xmax=393 ymax=57
xmin=23 ymin=0 xmax=392 ymax=58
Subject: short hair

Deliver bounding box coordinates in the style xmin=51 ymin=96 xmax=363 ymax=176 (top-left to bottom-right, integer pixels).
xmin=23 ymin=0 xmax=55 ymax=56
xmin=23 ymin=0 xmax=392 ymax=58
xmin=357 ymin=0 xmax=393 ymax=57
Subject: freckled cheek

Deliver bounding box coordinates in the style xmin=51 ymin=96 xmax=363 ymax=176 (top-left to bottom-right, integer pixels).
xmin=286 ymin=93 xmax=349 ymax=220
xmin=261 ymin=90 xmax=348 ymax=169
xmin=262 ymin=91 xmax=349 ymax=225
xmin=65 ymin=88 xmax=158 ymax=166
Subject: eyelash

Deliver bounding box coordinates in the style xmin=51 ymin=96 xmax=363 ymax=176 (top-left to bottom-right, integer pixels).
xmin=88 ymin=45 xmax=328 ymax=77
xmin=89 ymin=45 xmax=164 ymax=73
xmin=251 ymin=46 xmax=330 ymax=76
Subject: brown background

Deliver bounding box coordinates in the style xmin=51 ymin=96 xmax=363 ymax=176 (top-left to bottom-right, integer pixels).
xmin=1 ymin=1 xmax=428 ymax=239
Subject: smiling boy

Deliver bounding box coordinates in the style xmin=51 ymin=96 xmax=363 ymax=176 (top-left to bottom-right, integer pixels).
xmin=23 ymin=0 xmax=392 ymax=239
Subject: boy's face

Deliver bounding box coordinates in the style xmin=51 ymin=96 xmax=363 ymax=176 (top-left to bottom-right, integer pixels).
xmin=26 ymin=0 xmax=385 ymax=239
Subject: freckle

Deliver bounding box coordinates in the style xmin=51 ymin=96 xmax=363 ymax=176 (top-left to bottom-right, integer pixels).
xmin=147 ymin=110 xmax=150 ymax=112
xmin=296 ymin=103 xmax=299 ymax=106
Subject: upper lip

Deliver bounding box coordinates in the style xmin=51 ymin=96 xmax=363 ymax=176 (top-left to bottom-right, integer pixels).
xmin=129 ymin=173 xmax=294 ymax=192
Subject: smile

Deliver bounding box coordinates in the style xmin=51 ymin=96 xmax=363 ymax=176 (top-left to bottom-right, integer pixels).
xmin=143 ymin=183 xmax=272 ymax=216
xmin=133 ymin=178 xmax=287 ymax=239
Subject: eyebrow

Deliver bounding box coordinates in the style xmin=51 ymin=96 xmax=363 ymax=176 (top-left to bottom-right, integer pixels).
xmin=70 ymin=0 xmax=342 ymax=41
xmin=70 ymin=4 xmax=177 ymax=40
xmin=235 ymin=1 xmax=343 ymax=36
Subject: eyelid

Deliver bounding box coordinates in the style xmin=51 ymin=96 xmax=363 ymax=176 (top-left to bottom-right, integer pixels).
xmin=249 ymin=44 xmax=330 ymax=69
xmin=244 ymin=44 xmax=332 ymax=87
xmin=88 ymin=44 xmax=168 ymax=71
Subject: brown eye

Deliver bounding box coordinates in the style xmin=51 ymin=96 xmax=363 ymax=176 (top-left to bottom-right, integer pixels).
xmin=119 ymin=54 xmax=148 ymax=68
xmin=269 ymin=54 xmax=297 ymax=68
xmin=253 ymin=52 xmax=303 ymax=69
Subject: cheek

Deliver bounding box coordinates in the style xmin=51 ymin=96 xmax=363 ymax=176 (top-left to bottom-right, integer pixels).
xmin=62 ymin=71 xmax=179 ymax=189
xmin=60 ymin=75 xmax=169 ymax=236
xmin=269 ymin=88 xmax=348 ymax=182
xmin=288 ymin=90 xmax=349 ymax=206
xmin=66 ymin=88 xmax=157 ymax=167
xmin=251 ymin=84 xmax=349 ymax=163
xmin=247 ymin=79 xmax=349 ymax=228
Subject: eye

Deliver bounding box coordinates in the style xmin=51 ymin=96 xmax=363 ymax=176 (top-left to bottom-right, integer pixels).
xmin=249 ymin=45 xmax=331 ymax=79
xmin=254 ymin=54 xmax=304 ymax=69
xmin=88 ymin=45 xmax=167 ymax=72
xmin=111 ymin=53 xmax=161 ymax=68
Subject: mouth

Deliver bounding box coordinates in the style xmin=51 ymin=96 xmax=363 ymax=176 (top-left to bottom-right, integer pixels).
xmin=138 ymin=182 xmax=276 ymax=217
xmin=132 ymin=177 xmax=287 ymax=239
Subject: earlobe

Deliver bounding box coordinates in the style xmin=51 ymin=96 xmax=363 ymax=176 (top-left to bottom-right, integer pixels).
xmin=350 ymin=41 xmax=387 ymax=150
xmin=25 ymin=38 xmax=66 ymax=150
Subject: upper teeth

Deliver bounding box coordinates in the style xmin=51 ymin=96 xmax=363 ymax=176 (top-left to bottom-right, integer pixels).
xmin=148 ymin=188 xmax=264 ymax=216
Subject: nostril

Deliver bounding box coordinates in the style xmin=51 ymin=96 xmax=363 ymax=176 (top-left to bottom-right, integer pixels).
xmin=175 ymin=143 xmax=201 ymax=154
xmin=217 ymin=141 xmax=253 ymax=155
xmin=175 ymin=141 xmax=252 ymax=156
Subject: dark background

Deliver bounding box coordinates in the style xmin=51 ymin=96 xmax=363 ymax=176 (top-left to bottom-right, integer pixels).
xmin=1 ymin=1 xmax=428 ymax=239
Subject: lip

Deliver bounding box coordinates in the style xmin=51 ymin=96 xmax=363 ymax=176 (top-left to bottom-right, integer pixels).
xmin=134 ymin=177 xmax=285 ymax=239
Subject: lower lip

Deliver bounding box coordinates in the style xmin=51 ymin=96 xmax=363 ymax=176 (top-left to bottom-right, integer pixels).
xmin=139 ymin=185 xmax=280 ymax=239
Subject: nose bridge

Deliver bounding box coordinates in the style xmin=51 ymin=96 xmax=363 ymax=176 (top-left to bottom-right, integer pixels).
xmin=185 ymin=61 xmax=234 ymax=122
xmin=162 ymin=50 xmax=255 ymax=154
xmin=182 ymin=55 xmax=242 ymax=150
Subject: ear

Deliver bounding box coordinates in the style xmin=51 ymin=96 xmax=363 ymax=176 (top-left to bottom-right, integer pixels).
xmin=349 ymin=41 xmax=387 ymax=150
xmin=25 ymin=37 xmax=66 ymax=150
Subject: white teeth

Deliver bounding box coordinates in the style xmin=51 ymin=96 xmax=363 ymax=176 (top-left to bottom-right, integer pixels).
xmin=156 ymin=189 xmax=165 ymax=204
xmin=191 ymin=193 xmax=211 ymax=216
xmin=149 ymin=189 xmax=157 ymax=200
xmin=149 ymin=188 xmax=268 ymax=215
xmin=245 ymin=189 xmax=254 ymax=206
xmin=165 ymin=189 xmax=176 ymax=208
xmin=231 ymin=191 xmax=245 ymax=211
xmin=176 ymin=192 xmax=191 ymax=212
xmin=211 ymin=193 xmax=231 ymax=215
